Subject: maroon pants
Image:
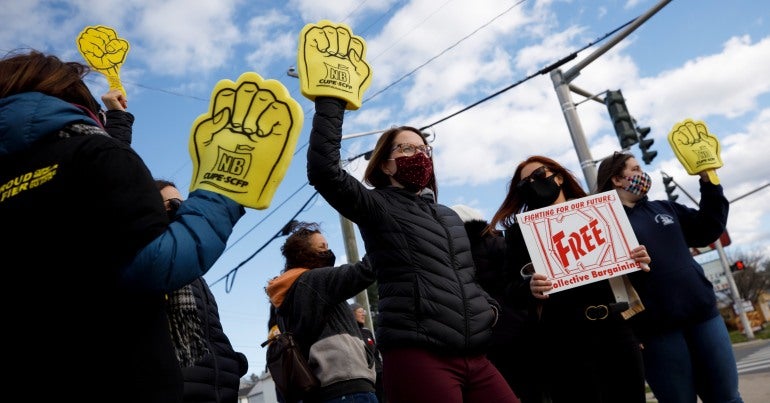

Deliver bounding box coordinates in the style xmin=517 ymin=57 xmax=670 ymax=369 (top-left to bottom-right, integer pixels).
xmin=381 ymin=348 xmax=520 ymax=403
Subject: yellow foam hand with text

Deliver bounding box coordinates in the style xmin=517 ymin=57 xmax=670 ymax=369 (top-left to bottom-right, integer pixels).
xmin=298 ymin=20 xmax=372 ymax=110
xmin=189 ymin=72 xmax=303 ymax=209
xmin=77 ymin=25 xmax=129 ymax=97
xmin=667 ymin=119 xmax=723 ymax=184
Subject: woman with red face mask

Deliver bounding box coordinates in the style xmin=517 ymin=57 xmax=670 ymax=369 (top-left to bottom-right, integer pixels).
xmin=307 ymin=97 xmax=518 ymax=403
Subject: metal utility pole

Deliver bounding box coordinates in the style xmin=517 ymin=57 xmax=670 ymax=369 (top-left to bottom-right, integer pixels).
xmin=550 ymin=0 xmax=672 ymax=191
xmin=339 ymin=215 xmax=374 ymax=330
xmin=715 ymin=239 xmax=754 ymax=339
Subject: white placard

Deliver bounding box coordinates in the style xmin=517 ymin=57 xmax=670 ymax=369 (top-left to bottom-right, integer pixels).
xmin=515 ymin=190 xmax=643 ymax=294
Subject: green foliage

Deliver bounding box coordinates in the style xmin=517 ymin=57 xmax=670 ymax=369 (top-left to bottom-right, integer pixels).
xmin=730 ymin=326 xmax=770 ymax=344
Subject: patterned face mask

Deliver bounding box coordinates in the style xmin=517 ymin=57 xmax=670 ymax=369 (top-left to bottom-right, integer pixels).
xmin=622 ymin=172 xmax=652 ymax=196
xmin=391 ymin=152 xmax=434 ymax=191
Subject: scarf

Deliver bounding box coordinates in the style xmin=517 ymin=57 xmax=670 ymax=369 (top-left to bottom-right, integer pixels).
xmin=166 ymin=283 xmax=209 ymax=367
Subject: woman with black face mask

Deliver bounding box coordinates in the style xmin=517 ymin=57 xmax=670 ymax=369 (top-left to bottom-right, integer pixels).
xmin=486 ymin=155 xmax=651 ymax=403
xmin=265 ymin=221 xmax=377 ymax=403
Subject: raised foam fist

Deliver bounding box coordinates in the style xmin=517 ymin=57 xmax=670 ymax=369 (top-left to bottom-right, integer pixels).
xmin=77 ymin=25 xmax=130 ymax=97
xmin=189 ymin=72 xmax=303 ymax=209
xmin=667 ymin=119 xmax=723 ymax=184
xmin=298 ymin=20 xmax=372 ymax=110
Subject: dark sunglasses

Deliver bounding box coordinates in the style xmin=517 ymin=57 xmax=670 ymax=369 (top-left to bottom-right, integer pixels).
xmin=517 ymin=166 xmax=549 ymax=188
xmin=164 ymin=198 xmax=183 ymax=220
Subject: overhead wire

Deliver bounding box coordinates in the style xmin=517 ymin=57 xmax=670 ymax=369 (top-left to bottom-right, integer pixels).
xmin=212 ymin=12 xmax=642 ymax=290
xmin=46 ymin=6 xmax=641 ymax=291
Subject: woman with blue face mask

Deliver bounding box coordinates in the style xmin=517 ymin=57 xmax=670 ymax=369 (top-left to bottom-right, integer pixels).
xmin=596 ymin=152 xmax=740 ymax=403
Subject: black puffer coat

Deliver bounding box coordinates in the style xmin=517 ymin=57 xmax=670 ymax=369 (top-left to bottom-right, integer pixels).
xmin=181 ymin=278 xmax=248 ymax=403
xmin=307 ymin=97 xmax=498 ymax=354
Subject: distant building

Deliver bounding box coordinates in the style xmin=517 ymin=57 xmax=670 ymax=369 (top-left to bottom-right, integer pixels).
xmin=240 ymin=370 xmax=279 ymax=403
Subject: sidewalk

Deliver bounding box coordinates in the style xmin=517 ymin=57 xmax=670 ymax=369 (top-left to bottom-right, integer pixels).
xmin=646 ymin=375 xmax=770 ymax=403
xmin=739 ymin=372 xmax=770 ymax=403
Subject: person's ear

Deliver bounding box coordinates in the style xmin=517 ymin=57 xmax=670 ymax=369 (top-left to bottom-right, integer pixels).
xmin=381 ymin=161 xmax=392 ymax=176
xmin=611 ymin=175 xmax=624 ymax=188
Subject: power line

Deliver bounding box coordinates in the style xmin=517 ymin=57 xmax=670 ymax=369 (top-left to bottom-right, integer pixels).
xmin=363 ymin=0 xmax=527 ymax=105
xmin=419 ymin=15 xmax=635 ymax=130
xmin=209 ymin=190 xmax=320 ymax=293
xmin=210 ymin=13 xmax=642 ymax=286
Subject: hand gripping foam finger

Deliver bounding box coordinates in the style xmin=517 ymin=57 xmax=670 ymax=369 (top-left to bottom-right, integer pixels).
xmin=189 ymin=72 xmax=304 ymax=209
xmin=298 ymin=19 xmax=372 ymax=110
xmin=667 ymin=118 xmax=723 ymax=184
xmin=76 ymin=25 xmax=130 ymax=97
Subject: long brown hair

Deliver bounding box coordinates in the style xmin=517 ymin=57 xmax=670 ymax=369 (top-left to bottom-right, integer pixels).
xmin=596 ymin=152 xmax=634 ymax=193
xmin=486 ymin=155 xmax=586 ymax=233
xmin=0 ymin=49 xmax=100 ymax=116
xmin=362 ymin=126 xmax=437 ymax=197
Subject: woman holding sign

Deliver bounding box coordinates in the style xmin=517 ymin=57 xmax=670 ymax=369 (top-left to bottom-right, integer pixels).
xmin=487 ymin=155 xmax=651 ymax=403
xmin=596 ymin=151 xmax=739 ymax=403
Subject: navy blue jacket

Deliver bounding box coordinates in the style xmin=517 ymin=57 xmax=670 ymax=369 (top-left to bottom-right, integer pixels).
xmin=625 ymin=181 xmax=728 ymax=339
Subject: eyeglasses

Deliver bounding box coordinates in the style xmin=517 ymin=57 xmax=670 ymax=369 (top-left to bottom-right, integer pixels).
xmin=391 ymin=143 xmax=433 ymax=158
xmin=164 ymin=198 xmax=183 ymax=219
xmin=517 ymin=166 xmax=549 ymax=188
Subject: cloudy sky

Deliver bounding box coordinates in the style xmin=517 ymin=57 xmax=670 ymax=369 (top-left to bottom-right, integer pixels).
xmin=4 ymin=0 xmax=769 ymax=377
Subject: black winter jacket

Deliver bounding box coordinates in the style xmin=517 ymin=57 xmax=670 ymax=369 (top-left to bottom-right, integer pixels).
xmin=307 ymin=97 xmax=498 ymax=354
xmin=181 ymin=278 xmax=248 ymax=403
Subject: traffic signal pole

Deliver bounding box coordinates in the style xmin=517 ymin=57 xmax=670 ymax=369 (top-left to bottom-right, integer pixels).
xmin=716 ymin=239 xmax=754 ymax=339
xmin=550 ymin=0 xmax=672 ymax=191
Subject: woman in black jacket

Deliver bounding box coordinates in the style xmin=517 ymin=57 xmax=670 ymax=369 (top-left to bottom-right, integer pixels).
xmin=306 ymin=97 xmax=518 ymax=403
xmin=487 ymin=155 xmax=651 ymax=403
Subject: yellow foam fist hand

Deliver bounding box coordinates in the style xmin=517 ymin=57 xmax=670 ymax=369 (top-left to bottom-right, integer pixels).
xmin=76 ymin=25 xmax=129 ymax=97
xmin=667 ymin=119 xmax=723 ymax=184
xmin=298 ymin=20 xmax=372 ymax=110
xmin=189 ymin=72 xmax=303 ymax=209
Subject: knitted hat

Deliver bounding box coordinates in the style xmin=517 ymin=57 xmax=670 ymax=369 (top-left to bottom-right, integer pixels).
xmin=350 ymin=303 xmax=364 ymax=312
xmin=450 ymin=204 xmax=484 ymax=223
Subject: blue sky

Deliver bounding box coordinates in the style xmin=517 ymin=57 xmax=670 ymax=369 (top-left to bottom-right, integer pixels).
xmin=3 ymin=0 xmax=769 ymax=377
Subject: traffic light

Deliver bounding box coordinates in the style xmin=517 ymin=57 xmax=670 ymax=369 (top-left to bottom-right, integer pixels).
xmin=605 ymin=90 xmax=638 ymax=149
xmin=730 ymin=260 xmax=745 ymax=272
xmin=662 ymin=174 xmax=678 ymax=202
xmin=636 ymin=125 xmax=657 ymax=164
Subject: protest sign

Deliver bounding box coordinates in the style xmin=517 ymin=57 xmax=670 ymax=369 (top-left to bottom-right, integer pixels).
xmin=516 ymin=190 xmax=642 ymax=294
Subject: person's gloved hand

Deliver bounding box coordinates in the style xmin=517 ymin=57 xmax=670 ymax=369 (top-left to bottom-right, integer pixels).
xmin=668 ymin=119 xmax=723 ymax=184
xmin=298 ymin=19 xmax=372 ymax=110
xmin=189 ymin=72 xmax=303 ymax=209
xmin=77 ymin=25 xmax=129 ymax=97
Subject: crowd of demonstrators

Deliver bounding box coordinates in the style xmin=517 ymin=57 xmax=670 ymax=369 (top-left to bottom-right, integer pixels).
xmin=350 ymin=303 xmax=385 ymax=402
xmin=306 ymin=104 xmax=519 ymax=401
xmin=265 ymin=221 xmax=378 ymax=403
xmin=596 ymin=152 xmax=742 ymax=403
xmin=2 ymin=42 xmax=744 ymax=403
xmin=487 ymin=156 xmax=652 ymax=403
xmin=158 ymin=180 xmax=248 ymax=403
xmin=0 ymin=49 xmax=244 ymax=401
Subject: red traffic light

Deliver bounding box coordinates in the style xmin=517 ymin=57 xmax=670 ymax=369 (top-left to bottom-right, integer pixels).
xmin=731 ymin=260 xmax=745 ymax=271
